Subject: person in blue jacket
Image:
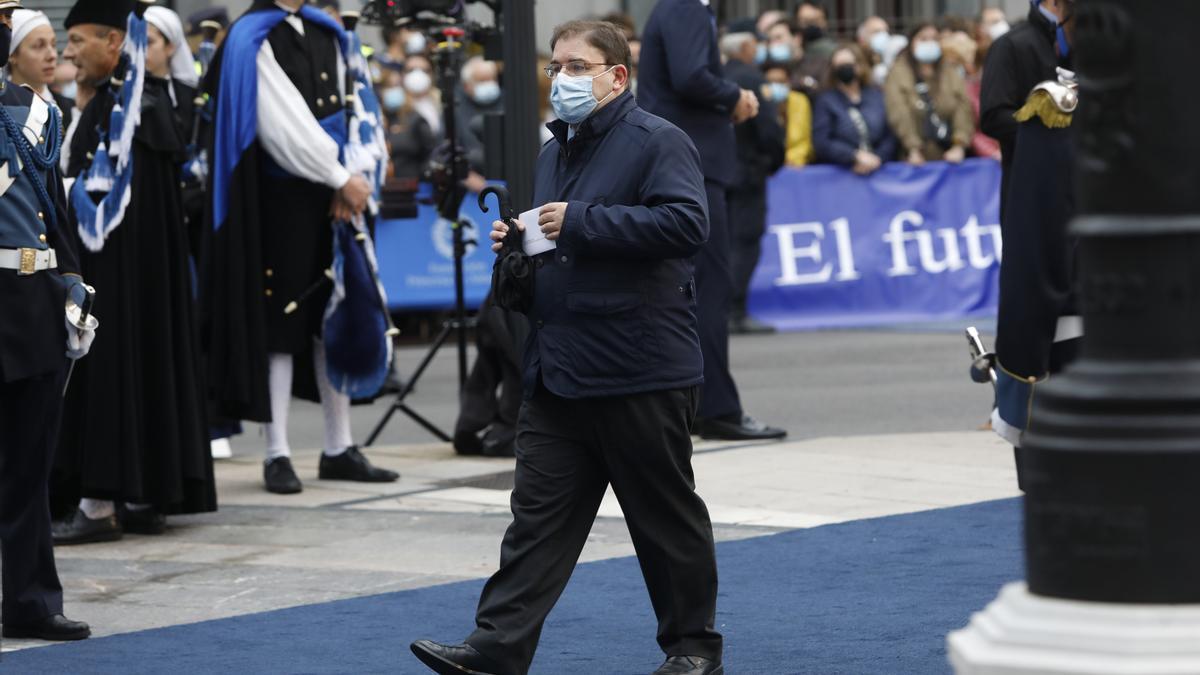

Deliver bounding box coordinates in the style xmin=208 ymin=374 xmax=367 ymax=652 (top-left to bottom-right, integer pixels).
xmin=812 ymin=42 xmax=897 ymax=171
xmin=0 ymin=0 xmax=95 ymax=641
xmin=638 ymin=0 xmax=786 ymax=442
xmin=411 ymin=20 xmax=724 ymax=675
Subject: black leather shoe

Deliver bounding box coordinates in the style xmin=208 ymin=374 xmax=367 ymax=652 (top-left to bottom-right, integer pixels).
xmin=652 ymin=656 xmax=724 ymax=675
xmin=695 ymin=414 xmax=787 ymax=441
xmin=318 ymin=446 xmax=399 ymax=483
xmin=411 ymin=640 xmax=504 ymax=675
xmin=52 ymin=509 xmax=122 ymax=546
xmin=119 ymin=506 xmax=166 ymax=535
xmin=2 ymin=614 xmax=91 ymax=641
xmin=264 ymin=457 xmax=303 ymax=494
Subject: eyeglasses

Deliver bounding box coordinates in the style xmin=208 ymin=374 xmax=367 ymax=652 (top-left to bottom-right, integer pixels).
xmin=544 ymin=61 xmax=612 ymax=79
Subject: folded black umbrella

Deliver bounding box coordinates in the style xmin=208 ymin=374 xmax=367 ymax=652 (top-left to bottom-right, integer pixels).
xmin=479 ymin=186 xmax=535 ymax=314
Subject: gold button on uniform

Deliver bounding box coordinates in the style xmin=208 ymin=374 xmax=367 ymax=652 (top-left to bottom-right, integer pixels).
xmin=320 ymin=72 xmax=329 ymax=81
xmin=265 ymin=289 xmax=273 ymax=297
xmin=38 ymin=135 xmax=44 ymax=143
xmin=317 ymin=99 xmax=324 ymax=108
xmin=265 ymin=269 xmax=274 ymax=277
xmin=38 ymin=234 xmax=47 ymax=243
xmin=329 ymin=95 xmax=338 ymax=104
xmin=37 ymin=211 xmax=43 ymax=220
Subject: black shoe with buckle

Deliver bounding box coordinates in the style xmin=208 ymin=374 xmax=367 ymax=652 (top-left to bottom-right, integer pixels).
xmin=318 ymin=446 xmax=399 ymax=483
xmin=410 ymin=640 xmax=504 ymax=675
xmin=2 ymin=614 xmax=91 ymax=641
xmin=52 ymin=509 xmax=122 ymax=546
xmin=652 ymin=656 xmax=724 ymax=675
xmin=264 ymin=456 xmax=303 ymax=494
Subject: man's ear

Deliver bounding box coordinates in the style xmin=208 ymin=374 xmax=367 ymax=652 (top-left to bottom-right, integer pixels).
xmin=612 ymin=64 xmax=630 ymax=91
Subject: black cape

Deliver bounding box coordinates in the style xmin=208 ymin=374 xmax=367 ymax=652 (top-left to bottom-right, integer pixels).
xmin=53 ymin=78 xmax=215 ymax=516
xmin=995 ymin=117 xmax=1078 ymax=380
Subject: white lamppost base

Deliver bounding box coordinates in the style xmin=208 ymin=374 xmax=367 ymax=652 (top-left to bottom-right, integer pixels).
xmin=948 ymin=582 xmax=1200 ymax=674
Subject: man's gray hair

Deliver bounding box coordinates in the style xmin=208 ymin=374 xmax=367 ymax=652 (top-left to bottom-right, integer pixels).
xmin=460 ymin=56 xmax=497 ymax=85
xmin=720 ymin=32 xmax=755 ymax=59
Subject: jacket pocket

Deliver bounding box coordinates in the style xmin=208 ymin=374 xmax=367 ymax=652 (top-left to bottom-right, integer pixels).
xmin=565 ymin=290 xmax=643 ymax=315
xmin=563 ymin=290 xmax=658 ymax=380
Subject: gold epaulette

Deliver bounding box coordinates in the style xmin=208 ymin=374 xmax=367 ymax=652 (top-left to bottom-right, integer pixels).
xmin=1013 ymin=69 xmax=1078 ymax=129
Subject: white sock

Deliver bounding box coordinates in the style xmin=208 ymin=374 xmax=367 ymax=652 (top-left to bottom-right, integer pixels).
xmin=313 ymin=339 xmax=353 ymax=457
xmin=124 ymin=502 xmax=152 ymax=511
xmin=79 ymin=498 xmax=115 ymax=520
xmin=265 ymin=352 xmax=293 ymax=460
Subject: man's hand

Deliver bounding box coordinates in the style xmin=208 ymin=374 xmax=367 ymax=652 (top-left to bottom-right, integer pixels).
xmin=489 ymin=217 xmax=524 ymax=253
xmin=943 ymin=145 xmax=966 ymax=164
xmin=732 ymin=89 xmax=759 ymax=124
xmin=538 ymin=202 xmax=568 ymax=241
xmin=339 ymin=175 xmax=372 ymax=214
xmin=906 ymin=148 xmax=926 ymax=166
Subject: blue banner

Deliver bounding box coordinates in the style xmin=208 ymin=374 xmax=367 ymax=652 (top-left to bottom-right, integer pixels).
xmin=375 ymin=184 xmax=495 ymax=310
xmin=750 ymin=159 xmax=1002 ymax=330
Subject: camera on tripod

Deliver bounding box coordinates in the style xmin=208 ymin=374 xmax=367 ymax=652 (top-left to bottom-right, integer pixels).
xmin=361 ymin=0 xmax=465 ymax=26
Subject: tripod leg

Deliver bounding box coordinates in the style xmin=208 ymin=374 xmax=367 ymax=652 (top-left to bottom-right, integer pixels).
xmin=398 ymin=404 xmax=452 ymax=442
xmin=364 ymin=322 xmax=457 ymax=446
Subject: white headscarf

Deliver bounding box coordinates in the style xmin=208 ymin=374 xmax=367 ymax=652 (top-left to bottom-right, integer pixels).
xmin=144 ymin=6 xmax=199 ymax=88
xmin=10 ymin=9 xmax=51 ymax=57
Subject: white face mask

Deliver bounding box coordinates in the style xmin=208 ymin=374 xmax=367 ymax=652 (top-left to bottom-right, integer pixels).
xmin=404 ymin=69 xmax=432 ymax=95
xmin=988 ymin=20 xmax=1011 ymax=40
xmin=869 ymin=31 xmax=890 ymax=55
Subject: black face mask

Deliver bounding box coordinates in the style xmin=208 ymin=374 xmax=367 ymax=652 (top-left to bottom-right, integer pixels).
xmin=834 ymin=64 xmax=858 ymax=85
xmin=0 ymin=25 xmax=11 ymax=69
xmin=801 ymin=24 xmax=825 ymax=45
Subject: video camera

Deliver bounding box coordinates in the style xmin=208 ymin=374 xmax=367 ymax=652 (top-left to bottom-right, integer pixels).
xmin=361 ymin=0 xmax=466 ymax=27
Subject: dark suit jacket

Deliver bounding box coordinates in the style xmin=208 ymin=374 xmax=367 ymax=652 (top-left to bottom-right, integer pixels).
xmin=725 ymin=59 xmax=784 ymax=191
xmin=525 ymin=92 xmax=708 ymax=399
xmin=637 ymin=0 xmax=742 ymax=186
xmin=812 ymin=87 xmax=897 ymax=166
xmin=980 ymin=5 xmax=1061 ymax=215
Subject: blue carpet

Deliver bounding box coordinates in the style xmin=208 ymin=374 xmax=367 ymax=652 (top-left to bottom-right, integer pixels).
xmin=2 ymin=499 xmax=1021 ymax=675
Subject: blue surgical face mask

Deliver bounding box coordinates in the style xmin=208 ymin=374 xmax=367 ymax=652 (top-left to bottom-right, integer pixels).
xmin=1034 ymin=0 xmax=1060 ymax=25
xmin=551 ymin=66 xmax=616 ymax=125
xmin=381 ymin=86 xmax=406 ymax=111
xmin=61 ymin=80 xmax=79 ymax=101
xmin=869 ymin=31 xmax=890 ymax=55
xmin=755 ymin=44 xmax=768 ymax=64
xmin=767 ymin=82 xmax=790 ymax=103
xmin=913 ymin=40 xmax=942 ymax=64
xmin=769 ymin=43 xmax=793 ymax=63
xmin=472 ymin=81 xmax=501 ymax=106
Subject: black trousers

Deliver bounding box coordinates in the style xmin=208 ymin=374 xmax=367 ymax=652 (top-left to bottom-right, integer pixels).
xmin=468 ymin=385 xmax=722 ymax=675
xmin=696 ymin=180 xmax=743 ymax=420
xmin=728 ymin=185 xmax=768 ymax=319
xmin=0 ymin=369 xmax=65 ymax=624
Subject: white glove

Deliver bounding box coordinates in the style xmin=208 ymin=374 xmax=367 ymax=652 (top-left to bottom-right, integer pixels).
xmin=65 ymin=303 xmax=99 ymax=360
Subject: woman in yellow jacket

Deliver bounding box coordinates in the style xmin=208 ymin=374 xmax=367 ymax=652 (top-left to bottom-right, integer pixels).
xmin=763 ymin=63 xmax=814 ymax=167
xmin=883 ymin=22 xmax=974 ymax=165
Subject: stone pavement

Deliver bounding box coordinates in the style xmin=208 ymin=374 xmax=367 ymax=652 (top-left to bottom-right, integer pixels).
xmin=3 ymin=330 xmax=1013 ymax=654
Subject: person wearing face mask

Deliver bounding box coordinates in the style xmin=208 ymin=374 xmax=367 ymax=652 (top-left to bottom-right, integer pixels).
xmin=855 ymin=15 xmax=892 ymax=87
xmin=378 ymin=70 xmax=435 ymax=180
xmin=763 ymin=19 xmax=799 ymax=66
xmin=0 ymin=0 xmax=96 ymax=643
xmin=721 ymin=23 xmax=784 ymax=335
xmin=812 ymin=43 xmax=895 ymax=173
xmin=883 ymin=22 xmax=973 ymax=166
xmin=402 ymin=54 xmax=441 ymax=136
xmin=795 ymin=0 xmax=836 ymax=60
xmin=763 ymin=63 xmax=813 ymax=168
xmin=457 ymin=56 xmax=501 ymax=194
xmin=639 ymin=0 xmax=786 ymax=443
xmin=980 ymin=0 xmax=1069 ymax=221
xmin=412 ymin=19 xmax=721 ymax=675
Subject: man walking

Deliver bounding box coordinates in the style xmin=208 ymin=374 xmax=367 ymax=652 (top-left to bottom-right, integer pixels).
xmin=412 ymin=20 xmax=723 ymax=675
xmin=638 ymin=0 xmax=786 ymax=441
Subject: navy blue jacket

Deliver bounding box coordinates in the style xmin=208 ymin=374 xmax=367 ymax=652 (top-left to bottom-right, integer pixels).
xmin=525 ymin=92 xmax=708 ymax=399
xmin=637 ymin=0 xmax=742 ymax=186
xmin=812 ymin=87 xmax=898 ymax=166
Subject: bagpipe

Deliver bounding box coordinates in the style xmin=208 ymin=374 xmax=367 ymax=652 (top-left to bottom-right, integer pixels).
xmin=286 ymin=9 xmax=398 ymax=400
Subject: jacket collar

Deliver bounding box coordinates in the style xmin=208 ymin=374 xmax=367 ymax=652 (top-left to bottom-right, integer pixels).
xmin=547 ymin=90 xmax=637 ymax=148
xmin=1027 ymin=2 xmax=1057 ymax=39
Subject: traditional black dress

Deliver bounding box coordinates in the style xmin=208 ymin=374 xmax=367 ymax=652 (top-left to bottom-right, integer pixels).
xmin=52 ymin=77 xmax=215 ymax=516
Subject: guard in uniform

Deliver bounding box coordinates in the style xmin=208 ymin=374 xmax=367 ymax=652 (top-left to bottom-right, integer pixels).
xmin=0 ymin=0 xmax=94 ymax=641
xmin=992 ymin=68 xmax=1081 ymax=487
xmin=206 ymin=0 xmax=397 ymax=494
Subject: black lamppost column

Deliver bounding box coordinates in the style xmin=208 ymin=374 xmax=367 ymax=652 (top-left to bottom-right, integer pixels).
xmin=949 ymin=0 xmax=1200 ymax=671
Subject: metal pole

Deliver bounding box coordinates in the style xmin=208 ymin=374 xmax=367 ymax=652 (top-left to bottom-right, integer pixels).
xmin=500 ymin=0 xmax=539 ymax=214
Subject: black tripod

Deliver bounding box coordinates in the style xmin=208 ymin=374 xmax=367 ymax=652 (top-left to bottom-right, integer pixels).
xmin=365 ymin=27 xmax=475 ymax=445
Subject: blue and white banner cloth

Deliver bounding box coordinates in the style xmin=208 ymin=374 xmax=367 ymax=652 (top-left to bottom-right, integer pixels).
xmin=72 ymin=10 xmax=146 ymax=252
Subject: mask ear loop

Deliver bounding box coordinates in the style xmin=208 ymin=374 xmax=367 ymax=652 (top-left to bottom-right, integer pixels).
xmin=593 ymin=65 xmax=620 ymax=107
